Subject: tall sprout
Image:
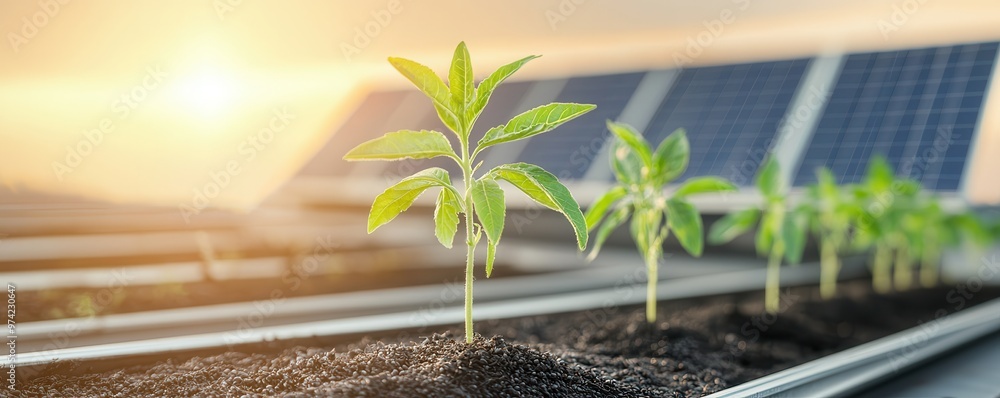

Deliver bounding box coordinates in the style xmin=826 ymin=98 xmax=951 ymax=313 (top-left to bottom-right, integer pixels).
xmin=801 ymin=167 xmax=858 ymax=298
xmin=912 ymin=200 xmax=994 ymax=287
xmin=851 ymin=157 xmax=921 ymax=292
xmin=585 ymin=122 xmax=736 ymax=322
xmin=709 ymin=158 xmax=807 ymax=313
xmin=344 ymin=42 xmax=594 ymax=342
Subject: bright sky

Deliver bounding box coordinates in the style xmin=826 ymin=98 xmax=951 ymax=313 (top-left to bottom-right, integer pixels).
xmin=1 ymin=0 xmax=998 ymax=208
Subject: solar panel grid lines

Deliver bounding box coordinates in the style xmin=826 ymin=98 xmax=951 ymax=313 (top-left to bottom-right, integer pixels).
xmin=641 ymin=59 xmax=810 ymax=185
xmin=478 ymin=78 xmax=569 ymax=172
xmin=514 ymin=72 xmax=647 ymax=180
xmin=910 ymin=46 xmax=974 ymax=188
xmin=793 ymin=41 xmax=999 ymax=191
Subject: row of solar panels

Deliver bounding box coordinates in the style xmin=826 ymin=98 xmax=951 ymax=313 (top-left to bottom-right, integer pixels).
xmin=299 ymin=41 xmax=999 ymax=192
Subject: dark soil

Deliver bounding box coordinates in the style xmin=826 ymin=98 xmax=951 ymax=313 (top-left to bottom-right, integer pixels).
xmin=16 ymin=279 xmax=1000 ymax=397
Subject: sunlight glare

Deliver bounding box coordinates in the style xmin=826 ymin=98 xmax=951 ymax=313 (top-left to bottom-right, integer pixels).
xmin=173 ymin=67 xmax=241 ymax=118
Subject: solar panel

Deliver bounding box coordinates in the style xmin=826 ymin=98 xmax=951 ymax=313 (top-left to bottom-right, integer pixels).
xmin=297 ymin=90 xmax=410 ymax=176
xmin=794 ymin=42 xmax=999 ymax=190
xmin=515 ymin=72 xmax=646 ymax=180
xmin=641 ymin=60 xmax=811 ymax=185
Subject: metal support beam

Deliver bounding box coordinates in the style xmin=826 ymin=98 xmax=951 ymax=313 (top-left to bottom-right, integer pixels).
xmin=772 ymin=55 xmax=844 ymax=186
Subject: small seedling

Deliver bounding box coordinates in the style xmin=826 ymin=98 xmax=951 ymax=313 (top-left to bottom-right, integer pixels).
xmin=585 ymin=121 xmax=736 ymax=322
xmin=850 ymin=157 xmax=921 ymax=292
xmin=344 ymin=42 xmax=594 ymax=343
xmin=908 ymin=196 xmax=992 ymax=287
xmin=709 ymin=158 xmax=807 ymax=313
xmin=801 ymin=167 xmax=858 ymax=298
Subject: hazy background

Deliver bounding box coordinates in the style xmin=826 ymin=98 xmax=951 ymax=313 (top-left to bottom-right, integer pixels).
xmin=1 ymin=0 xmax=999 ymax=208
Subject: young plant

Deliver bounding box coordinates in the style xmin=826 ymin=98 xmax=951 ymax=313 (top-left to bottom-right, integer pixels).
xmin=585 ymin=121 xmax=737 ymax=322
xmin=909 ymin=199 xmax=993 ymax=287
xmin=801 ymin=167 xmax=858 ymax=298
xmin=709 ymin=158 xmax=807 ymax=313
xmin=850 ymin=157 xmax=921 ymax=292
xmin=344 ymin=42 xmax=594 ymax=342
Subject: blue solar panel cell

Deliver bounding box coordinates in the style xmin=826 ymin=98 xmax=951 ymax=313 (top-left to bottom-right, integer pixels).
xmin=794 ymin=42 xmax=998 ymax=191
xmin=515 ymin=72 xmax=646 ymax=180
xmin=641 ymin=60 xmax=811 ymax=185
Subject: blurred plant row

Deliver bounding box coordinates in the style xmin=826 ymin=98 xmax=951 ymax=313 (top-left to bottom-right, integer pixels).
xmin=590 ymin=122 xmax=1000 ymax=317
xmin=349 ymin=42 xmax=999 ymax=342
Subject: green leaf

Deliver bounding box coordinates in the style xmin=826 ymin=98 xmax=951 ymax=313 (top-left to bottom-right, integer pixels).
xmin=756 ymin=158 xmax=783 ymax=198
xmin=485 ymin=239 xmax=497 ymax=277
xmin=708 ymin=208 xmax=761 ymax=244
xmin=652 ymin=129 xmax=689 ymax=183
xmin=477 ymin=103 xmax=596 ymax=150
xmin=948 ymin=212 xmax=992 ymax=246
xmin=816 ymin=167 xmax=839 ymax=198
xmin=343 ymin=130 xmax=457 ymax=161
xmin=388 ymin=56 xmax=461 ymax=134
xmin=756 ymin=209 xmax=783 ymax=255
xmin=434 ymin=189 xmax=462 ymax=248
xmin=606 ymin=121 xmax=652 ymax=168
xmin=489 ymin=163 xmax=588 ymax=250
xmin=368 ymin=168 xmax=452 ymax=233
xmin=471 ymin=177 xmax=505 ymax=245
xmin=588 ymin=205 xmax=630 ymax=261
xmin=610 ymin=138 xmax=644 ymax=185
xmin=585 ymin=185 xmax=628 ymax=230
xmin=467 ymin=55 xmax=539 ymax=127
xmin=782 ymin=208 xmax=809 ymax=264
xmin=865 ymin=156 xmax=894 ymax=193
xmin=674 ymin=176 xmax=737 ymax=198
xmin=449 ymin=42 xmax=474 ymax=115
xmin=665 ymin=198 xmax=704 ymax=257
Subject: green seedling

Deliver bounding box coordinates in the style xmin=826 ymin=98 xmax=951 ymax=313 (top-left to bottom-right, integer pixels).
xmin=908 ymin=198 xmax=993 ymax=287
xmin=709 ymin=158 xmax=807 ymax=313
xmin=850 ymin=157 xmax=921 ymax=293
xmin=585 ymin=122 xmax=736 ymax=322
xmin=344 ymin=42 xmax=594 ymax=343
xmin=801 ymin=167 xmax=859 ymax=298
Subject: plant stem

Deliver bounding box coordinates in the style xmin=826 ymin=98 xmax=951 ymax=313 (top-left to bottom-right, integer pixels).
xmin=646 ymin=249 xmax=658 ymax=323
xmin=820 ymin=238 xmax=840 ymax=299
xmin=460 ymin=131 xmax=476 ymax=344
xmin=894 ymin=242 xmax=912 ymax=291
xmin=765 ymin=249 xmax=782 ymax=314
xmin=873 ymin=243 xmax=892 ymax=293
xmin=920 ymin=245 xmax=940 ymax=288
xmin=464 ymin=210 xmax=474 ymax=343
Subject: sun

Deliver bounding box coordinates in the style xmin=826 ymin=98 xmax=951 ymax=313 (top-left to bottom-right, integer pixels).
xmin=173 ymin=67 xmax=241 ymax=116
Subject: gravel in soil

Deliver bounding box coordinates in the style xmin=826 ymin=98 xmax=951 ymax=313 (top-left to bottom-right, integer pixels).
xmin=16 ymin=279 xmax=1000 ymax=397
